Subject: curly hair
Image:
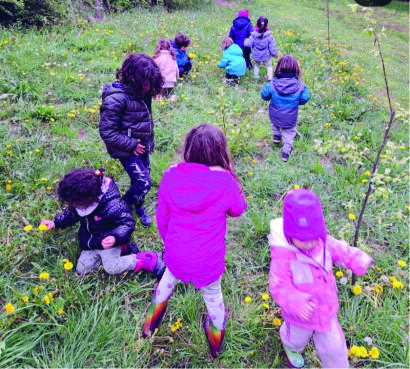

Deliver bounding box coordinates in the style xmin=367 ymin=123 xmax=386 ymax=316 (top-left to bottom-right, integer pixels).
xmin=174 ymin=33 xmax=191 ymax=48
xmin=153 ymin=39 xmax=176 ymax=60
xmin=116 ymin=53 xmax=163 ymax=97
xmin=274 ymin=54 xmax=301 ymax=79
xmin=58 ymin=168 xmax=103 ymax=207
xmin=183 ymin=124 xmax=239 ymax=183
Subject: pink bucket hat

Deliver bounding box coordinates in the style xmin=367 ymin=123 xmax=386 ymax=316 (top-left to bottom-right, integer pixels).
xmin=237 ymin=9 xmax=249 ymax=18
xmin=283 ymin=189 xmax=327 ymax=245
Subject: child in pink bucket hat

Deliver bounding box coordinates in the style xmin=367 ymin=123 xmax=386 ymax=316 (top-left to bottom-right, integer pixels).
xmin=268 ymin=189 xmax=372 ymax=368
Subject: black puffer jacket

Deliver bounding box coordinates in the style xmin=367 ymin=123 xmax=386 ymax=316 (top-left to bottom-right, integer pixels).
xmin=99 ymin=81 xmax=154 ymax=159
xmin=54 ymin=179 xmax=136 ymax=250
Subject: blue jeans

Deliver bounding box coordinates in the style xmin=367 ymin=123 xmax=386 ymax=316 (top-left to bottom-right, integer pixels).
xmin=120 ymin=153 xmax=151 ymax=210
xmin=179 ymin=61 xmax=192 ymax=76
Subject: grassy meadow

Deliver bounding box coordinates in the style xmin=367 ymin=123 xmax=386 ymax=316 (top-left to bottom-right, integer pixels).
xmin=0 ymin=0 xmax=408 ymax=367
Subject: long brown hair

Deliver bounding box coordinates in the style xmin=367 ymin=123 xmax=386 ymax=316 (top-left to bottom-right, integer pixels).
xmin=274 ymin=54 xmax=301 ymax=79
xmin=183 ymin=124 xmax=239 ymax=182
xmin=153 ymin=39 xmax=176 ymax=60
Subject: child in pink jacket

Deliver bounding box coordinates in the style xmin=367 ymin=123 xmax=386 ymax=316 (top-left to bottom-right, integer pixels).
xmin=142 ymin=124 xmax=246 ymax=358
xmin=268 ymin=189 xmax=372 ymax=368
xmin=153 ymin=39 xmax=179 ymax=100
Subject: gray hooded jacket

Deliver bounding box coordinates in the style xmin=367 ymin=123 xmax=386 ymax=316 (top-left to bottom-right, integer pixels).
xmin=244 ymin=30 xmax=278 ymax=62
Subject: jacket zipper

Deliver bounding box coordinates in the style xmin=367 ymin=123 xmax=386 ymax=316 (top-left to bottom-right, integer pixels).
xmin=86 ymin=216 xmax=93 ymax=249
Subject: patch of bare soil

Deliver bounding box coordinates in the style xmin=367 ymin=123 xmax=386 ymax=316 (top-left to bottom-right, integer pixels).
xmin=215 ymin=0 xmax=239 ymax=8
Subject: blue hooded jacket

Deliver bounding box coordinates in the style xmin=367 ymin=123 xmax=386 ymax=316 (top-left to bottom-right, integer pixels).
xmin=217 ymin=44 xmax=246 ymax=77
xmin=229 ymin=16 xmax=254 ymax=49
xmin=261 ymin=76 xmax=310 ymax=128
xmin=170 ymin=40 xmax=190 ymax=68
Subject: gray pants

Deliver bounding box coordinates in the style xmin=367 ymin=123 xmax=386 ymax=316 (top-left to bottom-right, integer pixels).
xmin=153 ymin=268 xmax=226 ymax=329
xmin=254 ymin=58 xmax=273 ymax=80
xmin=76 ymin=246 xmax=136 ymax=275
xmin=272 ymin=125 xmax=297 ymax=154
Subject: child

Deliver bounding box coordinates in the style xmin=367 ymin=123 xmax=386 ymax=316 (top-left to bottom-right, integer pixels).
xmin=153 ymin=39 xmax=179 ymax=100
xmin=268 ymin=189 xmax=372 ymax=368
xmin=142 ymin=124 xmax=246 ymax=358
xmin=170 ymin=33 xmax=192 ymax=77
xmin=99 ymin=53 xmax=163 ymax=227
xmin=244 ymin=16 xmax=278 ymax=80
xmin=229 ymin=9 xmax=254 ymax=70
xmin=260 ymin=55 xmax=310 ymax=162
xmin=217 ymin=37 xmax=246 ymax=85
xmin=40 ymin=168 xmax=164 ymax=278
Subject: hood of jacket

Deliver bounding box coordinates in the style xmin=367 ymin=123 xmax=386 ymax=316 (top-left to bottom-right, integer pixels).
xmin=163 ymin=162 xmax=233 ymax=212
xmin=272 ymin=77 xmax=304 ymax=95
xmin=101 ymin=81 xmax=139 ymax=101
xmin=225 ymin=43 xmax=243 ymax=57
xmin=250 ymin=30 xmax=273 ymax=49
xmin=233 ymin=16 xmax=251 ymax=30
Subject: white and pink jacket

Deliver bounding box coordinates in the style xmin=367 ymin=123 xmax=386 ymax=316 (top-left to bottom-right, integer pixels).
xmin=268 ymin=218 xmax=372 ymax=332
xmin=154 ymin=50 xmax=179 ymax=87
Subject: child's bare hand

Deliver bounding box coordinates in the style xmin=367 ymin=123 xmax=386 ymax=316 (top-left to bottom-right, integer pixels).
xmin=102 ymin=236 xmax=115 ymax=249
xmin=300 ymin=301 xmax=316 ymax=321
xmin=133 ymin=140 xmax=145 ymax=155
xmin=40 ymin=219 xmax=55 ymax=232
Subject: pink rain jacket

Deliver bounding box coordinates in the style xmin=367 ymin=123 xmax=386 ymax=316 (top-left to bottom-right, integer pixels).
xmin=156 ymin=162 xmax=246 ymax=289
xmin=268 ymin=218 xmax=372 ymax=332
xmin=154 ymin=50 xmax=179 ymax=84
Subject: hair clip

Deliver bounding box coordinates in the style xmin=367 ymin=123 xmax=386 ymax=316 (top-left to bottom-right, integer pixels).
xmin=95 ymin=168 xmax=105 ymax=176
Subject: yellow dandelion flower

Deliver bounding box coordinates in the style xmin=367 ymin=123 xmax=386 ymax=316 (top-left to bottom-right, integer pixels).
xmin=5 ymin=302 xmax=15 ymax=314
xmin=348 ymin=213 xmax=356 ymax=221
xmin=392 ymin=280 xmax=404 ymax=289
xmin=39 ymin=272 xmax=50 ymax=280
xmin=35 ymin=148 xmax=40 ymax=153
xmin=43 ymin=295 xmax=50 ymax=305
xmin=38 ymin=224 xmax=48 ymax=231
xmin=62 ymin=258 xmax=69 ymax=264
xmin=41 ymin=177 xmax=48 ymax=182
xmin=398 ymin=260 xmax=406 ymax=267
xmin=262 ymin=293 xmax=270 ymax=301
xmin=57 ymin=308 xmax=64 ymax=315
xmin=364 ymin=171 xmax=371 ymax=176
xmin=373 ymin=285 xmax=383 ymax=295
xmin=389 ymin=276 xmax=396 ymax=283
xmin=262 ymin=303 xmax=269 ymax=309
xmin=336 ymin=271 xmax=344 ymax=278
xmin=48 ymin=292 xmax=54 ymax=300
xmin=273 ymin=318 xmax=281 ymax=326
xmin=33 ymin=287 xmax=39 ymax=295
xmin=349 ymin=345 xmax=360 ymax=357
xmin=362 ymin=179 xmax=368 ymax=184
xmin=64 ymin=261 xmax=73 ymax=270
xmin=369 ymin=346 xmax=380 ymax=359
xmin=24 ymin=225 xmax=33 ymax=232
xmin=6 ymin=184 xmax=11 ymax=191
xmin=244 ymin=296 xmax=252 ymax=303
xmin=352 ymin=285 xmax=362 ymax=295
xmin=294 ymin=184 xmax=300 ymax=189
xmin=358 ymin=346 xmax=368 ymax=358
xmin=22 ymin=296 xmax=29 ymax=303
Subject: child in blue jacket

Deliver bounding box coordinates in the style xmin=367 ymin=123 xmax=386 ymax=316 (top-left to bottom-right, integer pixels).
xmin=170 ymin=33 xmax=192 ymax=77
xmin=261 ymin=55 xmax=310 ymax=162
xmin=217 ymin=37 xmax=246 ymax=85
xmin=229 ymin=9 xmax=253 ymax=70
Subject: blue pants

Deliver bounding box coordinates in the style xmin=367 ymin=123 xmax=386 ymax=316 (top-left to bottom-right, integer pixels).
xmin=178 ymin=61 xmax=192 ymax=76
xmin=120 ymin=153 xmax=151 ymax=210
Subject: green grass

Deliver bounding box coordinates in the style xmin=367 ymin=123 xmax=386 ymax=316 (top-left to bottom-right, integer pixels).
xmin=0 ymin=0 xmax=409 ymax=367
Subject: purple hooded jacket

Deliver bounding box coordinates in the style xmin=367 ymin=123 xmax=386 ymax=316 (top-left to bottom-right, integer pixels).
xmin=261 ymin=76 xmax=310 ymax=129
xmin=229 ymin=13 xmax=254 ymax=50
xmin=156 ymin=162 xmax=246 ymax=289
xmin=244 ymin=30 xmax=278 ymax=62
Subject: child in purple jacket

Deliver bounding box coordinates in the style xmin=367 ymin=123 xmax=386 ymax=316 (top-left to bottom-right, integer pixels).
xmin=268 ymin=189 xmax=372 ymax=368
xmin=142 ymin=124 xmax=246 ymax=358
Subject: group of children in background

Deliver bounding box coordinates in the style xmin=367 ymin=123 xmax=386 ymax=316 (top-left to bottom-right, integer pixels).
xmin=38 ymin=9 xmax=371 ymax=368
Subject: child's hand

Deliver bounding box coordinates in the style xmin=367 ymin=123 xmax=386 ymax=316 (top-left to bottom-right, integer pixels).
xmin=40 ymin=219 xmax=55 ymax=232
xmin=102 ymin=236 xmax=115 ymax=249
xmin=299 ymin=301 xmax=316 ymax=321
xmin=133 ymin=140 xmax=145 ymax=156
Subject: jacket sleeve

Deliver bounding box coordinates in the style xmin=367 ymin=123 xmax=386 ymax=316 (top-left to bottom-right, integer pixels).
xmin=326 ymin=235 xmax=373 ymax=276
xmin=260 ymin=82 xmax=273 ymax=101
xmin=156 ymin=177 xmax=170 ymax=242
xmin=99 ymin=94 xmax=138 ymax=152
xmin=247 ymin=22 xmax=254 ymax=36
xmin=217 ymin=51 xmax=229 ymax=69
xmin=54 ymin=207 xmax=80 ymax=229
xmin=299 ymin=86 xmax=310 ymax=105
xmin=268 ymin=35 xmax=278 ymax=58
xmin=243 ymin=36 xmax=253 ymax=48
xmin=227 ymin=178 xmax=246 ymax=218
xmin=269 ymin=255 xmax=312 ymax=318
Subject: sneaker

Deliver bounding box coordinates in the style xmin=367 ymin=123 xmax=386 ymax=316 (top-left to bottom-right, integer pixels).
xmin=136 ymin=207 xmax=152 ymax=227
xmin=120 ymin=241 xmax=140 ymax=256
xmin=282 ymin=152 xmax=290 ymax=162
xmin=283 ymin=345 xmax=304 ymax=368
xmin=273 ymin=135 xmax=281 ymax=144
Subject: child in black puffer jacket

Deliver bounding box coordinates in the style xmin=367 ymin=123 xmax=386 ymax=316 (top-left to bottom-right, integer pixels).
xmin=99 ymin=53 xmax=164 ymax=227
xmin=40 ymin=168 xmax=164 ymax=278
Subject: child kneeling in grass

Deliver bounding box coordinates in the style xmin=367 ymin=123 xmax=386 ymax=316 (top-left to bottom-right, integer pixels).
xmin=217 ymin=37 xmax=246 ymax=85
xmin=40 ymin=168 xmax=164 ymax=278
xmin=268 ymin=189 xmax=372 ymax=368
